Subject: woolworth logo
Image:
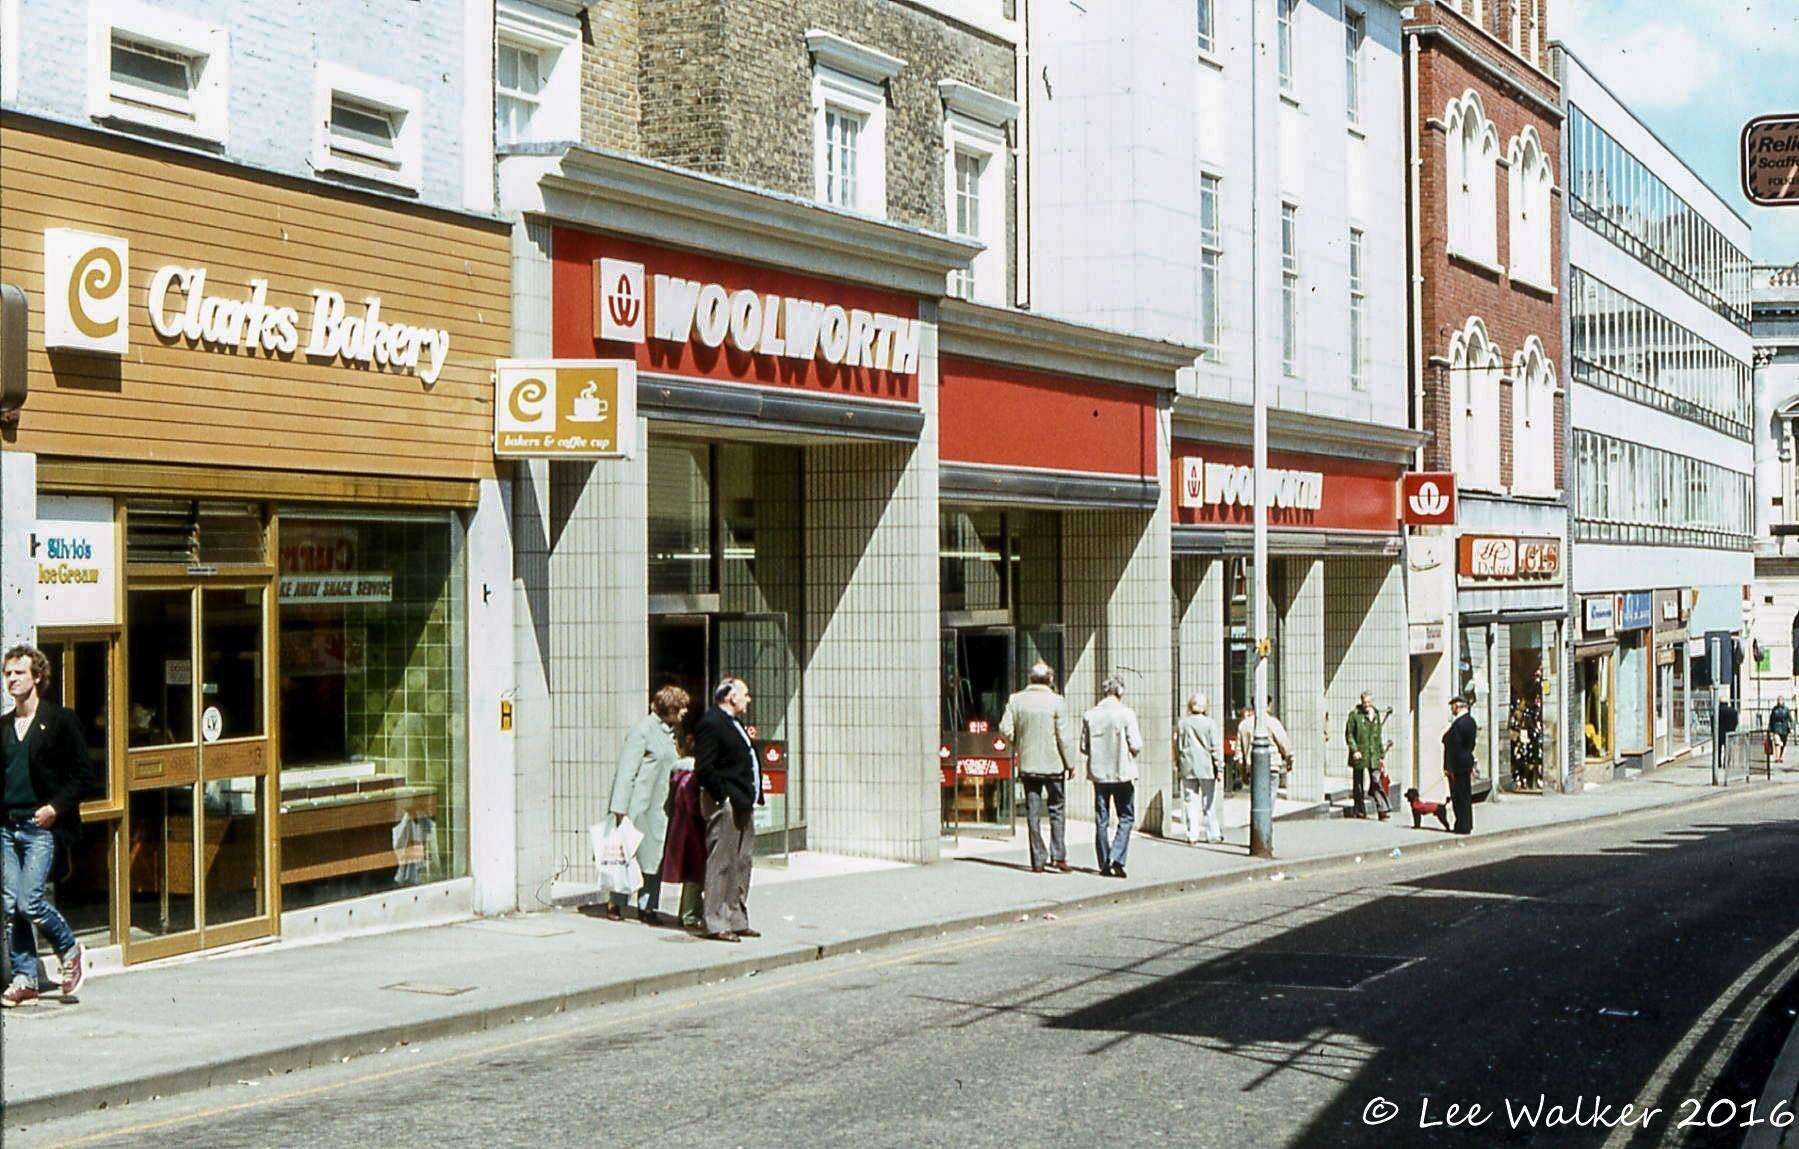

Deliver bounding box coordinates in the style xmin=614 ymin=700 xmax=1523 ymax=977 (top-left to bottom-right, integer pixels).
xmin=1408 ymin=481 xmax=1450 ymax=518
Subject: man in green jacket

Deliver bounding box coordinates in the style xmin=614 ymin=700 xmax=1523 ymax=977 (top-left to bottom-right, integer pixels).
xmin=1345 ymin=691 xmax=1388 ymax=821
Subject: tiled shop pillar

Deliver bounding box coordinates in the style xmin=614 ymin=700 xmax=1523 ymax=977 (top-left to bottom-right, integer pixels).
xmin=515 ymin=451 xmax=650 ymax=893
xmin=1322 ymin=557 xmax=1409 ymax=792
xmin=1279 ymin=558 xmax=1326 ymax=802
xmin=802 ymin=437 xmax=941 ymax=862
xmin=1174 ymin=557 xmax=1225 ymax=715
xmin=1062 ymin=502 xmax=1175 ymax=835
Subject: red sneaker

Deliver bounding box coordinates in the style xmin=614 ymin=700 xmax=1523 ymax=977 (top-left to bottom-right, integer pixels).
xmin=1 ymin=977 xmax=39 ymax=1008
xmin=60 ymin=943 xmax=86 ymax=997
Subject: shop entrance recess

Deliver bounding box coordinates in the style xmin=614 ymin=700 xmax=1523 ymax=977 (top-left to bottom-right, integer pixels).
xmin=649 ymin=611 xmax=796 ymax=852
xmin=939 ymin=624 xmax=1065 ymax=840
xmin=122 ymin=505 xmax=277 ymax=962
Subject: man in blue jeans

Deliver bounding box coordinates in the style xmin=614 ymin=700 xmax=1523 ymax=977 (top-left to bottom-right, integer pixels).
xmin=2 ymin=645 xmax=94 ymax=1007
xmin=1081 ymin=674 xmax=1143 ymax=878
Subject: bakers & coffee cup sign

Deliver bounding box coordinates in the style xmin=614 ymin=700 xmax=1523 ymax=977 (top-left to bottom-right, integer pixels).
xmin=493 ymin=358 xmax=639 ymax=459
xmin=42 ymin=228 xmax=452 ymax=385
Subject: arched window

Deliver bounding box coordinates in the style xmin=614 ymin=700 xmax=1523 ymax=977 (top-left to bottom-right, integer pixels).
xmin=1510 ymin=337 xmax=1558 ymax=496
xmin=1445 ymin=91 xmax=1499 ymax=265
xmin=1508 ymin=127 xmax=1553 ymax=287
xmin=1448 ymin=317 xmax=1503 ymax=490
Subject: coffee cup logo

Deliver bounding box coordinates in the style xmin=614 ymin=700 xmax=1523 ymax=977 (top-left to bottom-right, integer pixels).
xmin=44 ymin=229 xmax=130 ymax=354
xmin=566 ymin=380 xmax=610 ymax=423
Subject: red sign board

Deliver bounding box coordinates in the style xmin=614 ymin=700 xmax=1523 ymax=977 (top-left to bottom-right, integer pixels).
xmin=1171 ymin=442 xmax=1401 ymax=533
xmin=1401 ymin=472 xmax=1458 ymax=526
xmin=553 ymin=230 xmax=920 ymax=404
xmin=756 ymin=741 xmax=787 ymax=795
xmin=940 ymin=356 xmax=1160 ymax=481
xmin=1457 ymin=536 xmax=1562 ymax=584
xmin=1743 ymin=114 xmax=1799 ymax=208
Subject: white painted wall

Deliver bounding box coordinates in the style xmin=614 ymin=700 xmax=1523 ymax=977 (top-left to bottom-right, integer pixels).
xmin=1030 ymin=0 xmax=1409 ymax=429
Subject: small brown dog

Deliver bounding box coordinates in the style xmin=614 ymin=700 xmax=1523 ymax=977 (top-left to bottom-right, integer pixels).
xmin=1404 ymin=788 xmax=1451 ymax=831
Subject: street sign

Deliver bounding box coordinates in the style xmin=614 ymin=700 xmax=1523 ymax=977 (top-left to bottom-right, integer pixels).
xmin=1742 ymin=114 xmax=1799 ymax=207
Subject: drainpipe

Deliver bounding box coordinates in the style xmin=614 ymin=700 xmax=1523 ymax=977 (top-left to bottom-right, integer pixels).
xmin=1015 ymin=0 xmax=1031 ymax=310
xmin=1407 ymin=30 xmax=1425 ymax=471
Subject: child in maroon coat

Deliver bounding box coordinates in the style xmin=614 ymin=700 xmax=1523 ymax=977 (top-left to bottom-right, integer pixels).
xmin=661 ymin=756 xmax=708 ymax=929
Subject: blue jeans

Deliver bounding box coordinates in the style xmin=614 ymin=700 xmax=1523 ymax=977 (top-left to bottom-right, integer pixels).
xmin=1094 ymin=782 xmax=1136 ymax=871
xmin=3 ymin=820 xmax=77 ymax=987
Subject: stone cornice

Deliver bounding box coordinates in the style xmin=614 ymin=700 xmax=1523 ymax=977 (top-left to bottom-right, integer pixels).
xmin=936 ymin=300 xmax=1198 ymax=390
xmin=512 ymin=147 xmax=979 ymax=297
xmin=938 ymin=80 xmax=1018 ymax=126
xmin=1406 ymin=5 xmax=1562 ymax=123
xmin=1171 ymin=396 xmax=1425 ymax=465
xmin=805 ymin=30 xmax=907 ymax=84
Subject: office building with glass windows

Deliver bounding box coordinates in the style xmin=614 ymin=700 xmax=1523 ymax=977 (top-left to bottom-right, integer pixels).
xmin=1555 ymin=46 xmax=1754 ymax=776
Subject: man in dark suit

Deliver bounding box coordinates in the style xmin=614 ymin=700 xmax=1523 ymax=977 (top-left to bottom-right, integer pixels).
xmin=2 ymin=645 xmax=94 ymax=1006
xmin=692 ymin=677 xmax=759 ymax=942
xmin=1442 ymin=696 xmax=1478 ymax=836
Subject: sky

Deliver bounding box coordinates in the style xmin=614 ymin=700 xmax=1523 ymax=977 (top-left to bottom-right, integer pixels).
xmin=1556 ymin=0 xmax=1799 ymax=266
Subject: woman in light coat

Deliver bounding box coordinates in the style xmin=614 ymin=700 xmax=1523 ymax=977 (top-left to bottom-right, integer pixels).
xmin=606 ymin=685 xmax=689 ymax=923
xmin=1177 ymin=692 xmax=1225 ymax=844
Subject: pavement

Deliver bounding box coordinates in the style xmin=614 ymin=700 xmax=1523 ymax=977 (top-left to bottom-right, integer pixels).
xmin=0 ymin=756 xmax=1776 ymax=1132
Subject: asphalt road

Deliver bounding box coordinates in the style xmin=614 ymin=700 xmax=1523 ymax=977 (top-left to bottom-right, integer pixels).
xmin=23 ymin=787 xmax=1799 ymax=1149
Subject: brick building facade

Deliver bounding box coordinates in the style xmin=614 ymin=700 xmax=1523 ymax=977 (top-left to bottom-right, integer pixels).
xmin=1405 ymin=1 xmax=1573 ymax=797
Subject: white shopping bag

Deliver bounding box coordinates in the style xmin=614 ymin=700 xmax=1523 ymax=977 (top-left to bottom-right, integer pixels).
xmin=591 ymin=817 xmax=645 ymax=897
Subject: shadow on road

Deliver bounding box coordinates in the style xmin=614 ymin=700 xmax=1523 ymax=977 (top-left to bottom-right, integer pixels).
xmin=940 ymin=817 xmax=1799 ymax=1146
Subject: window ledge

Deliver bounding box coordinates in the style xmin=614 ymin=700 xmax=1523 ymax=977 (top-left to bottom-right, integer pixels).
xmin=1511 ymin=274 xmax=1557 ymax=297
xmin=1280 ymin=90 xmax=1301 ymax=109
xmin=92 ymin=108 xmax=226 ymax=149
xmin=1197 ymin=47 xmax=1224 ymax=72
xmin=1347 ymin=121 xmax=1367 ymax=140
xmin=1447 ymin=247 xmax=1505 ymax=277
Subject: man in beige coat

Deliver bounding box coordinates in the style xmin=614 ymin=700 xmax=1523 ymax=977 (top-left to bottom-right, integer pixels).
xmin=999 ymin=662 xmax=1074 ymax=873
xmin=1082 ymin=675 xmax=1143 ymax=877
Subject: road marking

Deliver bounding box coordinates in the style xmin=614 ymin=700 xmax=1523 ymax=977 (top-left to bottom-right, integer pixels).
xmin=1601 ymin=921 xmax=1799 ymax=1149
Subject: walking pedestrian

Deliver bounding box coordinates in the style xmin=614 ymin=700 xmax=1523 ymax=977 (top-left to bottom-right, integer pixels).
xmin=693 ymin=677 xmax=760 ymax=943
xmin=605 ymin=685 xmax=689 ymax=925
xmin=999 ymin=662 xmax=1074 ymax=874
xmin=1082 ymin=675 xmax=1143 ymax=878
xmin=1345 ymin=691 xmax=1389 ymax=821
xmin=1443 ymin=696 xmax=1478 ymax=836
xmin=1236 ymin=704 xmax=1294 ymax=791
xmin=1770 ymin=697 xmax=1791 ymax=766
xmin=2 ymin=645 xmax=93 ymax=1007
xmin=1177 ymin=692 xmax=1225 ymax=844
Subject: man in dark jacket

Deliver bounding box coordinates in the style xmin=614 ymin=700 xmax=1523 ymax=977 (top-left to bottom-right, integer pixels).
xmin=692 ymin=677 xmax=759 ymax=942
xmin=1442 ymin=696 xmax=1478 ymax=836
xmin=2 ymin=645 xmax=93 ymax=1006
xmin=1770 ymin=698 xmax=1792 ymax=765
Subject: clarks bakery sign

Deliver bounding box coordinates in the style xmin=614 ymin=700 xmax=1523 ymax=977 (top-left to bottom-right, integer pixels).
xmin=43 ymin=228 xmax=452 ymax=385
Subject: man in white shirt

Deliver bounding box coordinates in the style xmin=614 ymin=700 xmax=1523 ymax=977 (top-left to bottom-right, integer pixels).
xmin=1236 ymin=704 xmax=1294 ymax=791
xmin=1082 ymin=674 xmax=1143 ymax=878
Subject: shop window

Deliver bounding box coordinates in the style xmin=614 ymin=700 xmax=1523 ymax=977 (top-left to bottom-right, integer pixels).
xmin=1458 ymin=623 xmax=1491 ymax=783
xmin=1508 ymin=128 xmax=1553 ymax=289
xmin=276 ymin=512 xmax=467 ymax=911
xmin=808 ymin=30 xmax=902 ymax=218
xmin=87 ymin=1 xmax=228 ymax=145
xmin=126 ymin=500 xmax=266 ymax=568
xmin=128 ymin=588 xmax=195 ymax=747
xmin=648 ymin=442 xmax=714 ymax=598
xmin=941 ymin=510 xmax=1008 ymax=614
xmin=1507 ymin=624 xmax=1549 ymax=790
xmin=1444 ymin=90 xmax=1499 ymax=267
xmin=311 ymin=63 xmax=423 ymax=192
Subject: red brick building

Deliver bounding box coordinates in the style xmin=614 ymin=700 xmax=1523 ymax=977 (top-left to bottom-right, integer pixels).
xmin=1404 ymin=1 xmax=1573 ymax=795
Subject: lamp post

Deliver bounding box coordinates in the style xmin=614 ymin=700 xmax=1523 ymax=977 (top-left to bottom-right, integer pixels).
xmin=1249 ymin=0 xmax=1273 ymax=858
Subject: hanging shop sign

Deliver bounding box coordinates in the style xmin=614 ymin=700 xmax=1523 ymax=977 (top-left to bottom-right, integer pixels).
xmin=42 ymin=228 xmax=452 ymax=384
xmin=1617 ymin=591 xmax=1654 ymax=631
xmin=32 ymin=494 xmax=117 ymax=628
xmin=1400 ymin=472 xmax=1458 ymax=526
xmin=1742 ymin=113 xmax=1799 ymax=208
xmin=1409 ymin=620 xmax=1447 ymax=655
xmin=1170 ymin=442 xmax=1400 ymax=533
xmin=1456 ymin=536 xmax=1562 ymax=586
xmin=493 ymin=359 xmax=638 ymax=459
xmin=1584 ymin=595 xmax=1615 ymax=636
